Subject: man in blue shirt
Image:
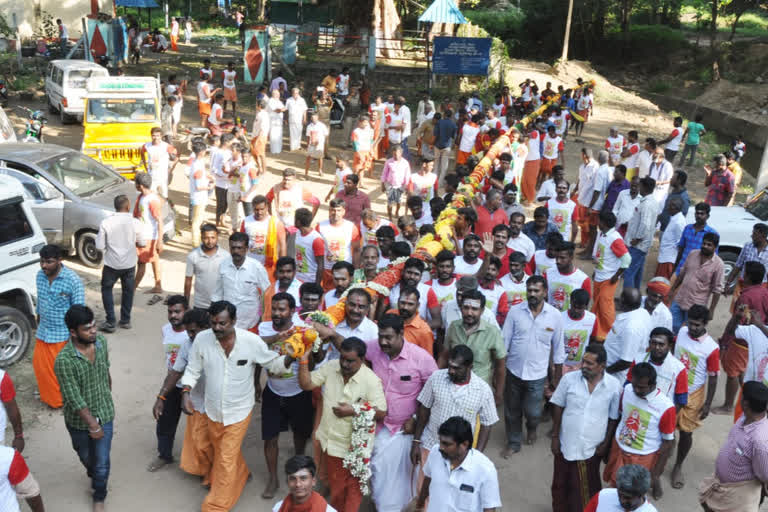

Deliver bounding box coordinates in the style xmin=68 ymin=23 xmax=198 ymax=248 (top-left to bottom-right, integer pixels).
xmin=433 ymin=110 xmax=457 ymax=186
xmin=35 ymin=244 xmax=85 ymax=408
xmin=674 ymin=202 xmax=718 ymax=274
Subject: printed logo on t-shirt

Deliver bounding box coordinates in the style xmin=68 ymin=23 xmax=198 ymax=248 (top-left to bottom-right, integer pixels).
xmin=296 ymin=246 xmax=308 ymax=272
xmin=678 ymin=348 xmax=700 ymax=386
xmin=619 ymin=406 xmax=651 ymax=450
xmin=564 ymin=329 xmax=588 ymax=363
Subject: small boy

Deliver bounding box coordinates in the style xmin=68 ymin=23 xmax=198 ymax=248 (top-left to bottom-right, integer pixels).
xmin=304 ymin=110 xmax=329 ymax=177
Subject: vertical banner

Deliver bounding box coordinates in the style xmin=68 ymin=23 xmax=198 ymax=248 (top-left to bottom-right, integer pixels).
xmin=243 ymin=27 xmax=268 ymax=84
xmin=86 ymin=20 xmax=113 ymax=63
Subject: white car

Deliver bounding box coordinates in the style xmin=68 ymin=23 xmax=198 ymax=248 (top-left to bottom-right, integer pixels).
xmin=687 ymin=189 xmax=768 ymax=289
xmin=0 ymin=175 xmax=46 ymax=366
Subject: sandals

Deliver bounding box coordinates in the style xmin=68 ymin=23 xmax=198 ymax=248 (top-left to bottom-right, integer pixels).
xmin=147 ymin=294 xmax=163 ymax=306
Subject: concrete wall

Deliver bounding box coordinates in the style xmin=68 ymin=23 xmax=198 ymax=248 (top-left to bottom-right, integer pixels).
xmin=1 ymin=0 xmax=111 ymax=39
xmin=645 ymin=91 xmax=768 ymax=151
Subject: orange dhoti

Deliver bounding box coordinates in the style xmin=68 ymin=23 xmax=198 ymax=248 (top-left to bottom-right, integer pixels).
xmin=326 ymin=453 xmax=363 ymax=512
xmin=522 ymin=159 xmax=541 ymax=203
xmin=170 ymin=34 xmax=179 ymax=51
xmin=603 ymin=438 xmax=659 ymax=487
xmin=540 ymin=157 xmax=556 ymax=176
xmin=576 ymin=204 xmax=593 ymax=246
xmin=677 ymin=386 xmax=707 ymax=433
xmin=180 ymin=410 xmax=214 ymax=486
xmin=311 ymin=388 xmax=328 ymax=486
xmin=592 ymin=279 xmax=619 ymax=341
xmin=33 ymin=339 xmax=67 ymax=408
xmin=199 ymin=101 xmax=212 ymax=118
xmin=201 ymin=412 xmax=253 ymax=512
xmin=723 ymin=339 xmax=748 ymax=378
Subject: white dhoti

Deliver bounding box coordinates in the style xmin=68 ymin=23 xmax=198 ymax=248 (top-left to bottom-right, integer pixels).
xmin=511 ymin=157 xmax=524 ymax=187
xmin=370 ymin=428 xmax=417 ymax=512
xmin=288 ymin=118 xmax=303 ymax=151
xmin=269 ymin=116 xmax=283 ymax=154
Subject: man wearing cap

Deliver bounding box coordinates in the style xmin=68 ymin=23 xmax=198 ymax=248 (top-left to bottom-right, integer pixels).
xmin=643 ymin=278 xmax=673 ymax=331
xmin=699 ymin=381 xmax=768 ymax=512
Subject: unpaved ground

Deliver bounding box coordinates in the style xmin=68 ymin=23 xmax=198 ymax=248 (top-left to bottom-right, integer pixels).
xmin=6 ymin=43 xmax=754 ymax=511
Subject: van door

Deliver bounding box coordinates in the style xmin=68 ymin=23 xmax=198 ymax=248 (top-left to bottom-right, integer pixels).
xmin=49 ymin=66 xmax=63 ymax=110
xmin=0 ymin=166 xmax=65 ymax=244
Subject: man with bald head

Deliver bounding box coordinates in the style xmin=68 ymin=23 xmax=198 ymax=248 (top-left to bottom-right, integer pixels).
xmin=604 ymin=288 xmax=651 ymax=382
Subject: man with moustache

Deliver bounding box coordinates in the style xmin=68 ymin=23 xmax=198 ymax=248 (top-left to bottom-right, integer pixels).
xmin=411 ymin=345 xmax=498 ymax=473
xmin=297 ymin=337 xmax=387 ymax=512
xmin=387 ymin=287 xmax=435 ymax=355
xmin=499 ymin=252 xmax=530 ymax=308
xmin=603 ymin=363 xmax=675 ymax=498
xmin=148 ymin=295 xmax=189 ymax=472
xmin=382 ymin=258 xmax=441 ymax=330
xmin=352 ymin=314 xmax=437 ymax=511
xmin=501 ymin=276 xmax=564 ymax=457
xmin=454 ymin=235 xmax=484 ymax=276
xmin=507 ymin=212 xmax=535 ymax=262
xmin=54 ymin=305 xmax=114 ymax=512
xmin=629 ymin=328 xmax=688 ymax=409
xmin=257 ymin=293 xmax=314 ymax=499
xmin=550 ymin=343 xmax=621 ymax=512
xmin=180 ymin=301 xmax=296 ymax=511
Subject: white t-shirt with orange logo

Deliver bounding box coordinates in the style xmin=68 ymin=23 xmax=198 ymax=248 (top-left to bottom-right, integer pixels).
xmin=316 ymin=219 xmax=360 ymax=270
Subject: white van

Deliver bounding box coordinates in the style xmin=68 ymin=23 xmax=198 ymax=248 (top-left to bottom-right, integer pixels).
xmin=45 ymin=60 xmax=109 ymax=124
xmin=0 ymin=174 xmax=46 ymax=366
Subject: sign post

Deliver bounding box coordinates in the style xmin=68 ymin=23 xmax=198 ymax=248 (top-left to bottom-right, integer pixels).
xmin=243 ymin=27 xmax=269 ymax=84
xmin=431 ymin=36 xmax=491 ymax=85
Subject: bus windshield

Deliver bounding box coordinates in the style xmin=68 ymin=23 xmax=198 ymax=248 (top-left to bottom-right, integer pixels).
xmin=86 ymin=98 xmax=157 ymax=123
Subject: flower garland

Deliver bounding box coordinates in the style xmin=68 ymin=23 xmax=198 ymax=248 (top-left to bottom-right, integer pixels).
xmin=342 ymin=401 xmax=377 ymax=496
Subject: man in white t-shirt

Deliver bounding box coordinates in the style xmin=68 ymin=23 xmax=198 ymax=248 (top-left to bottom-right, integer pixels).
xmin=141 ymin=127 xmax=177 ymax=198
xmin=148 ymin=296 xmax=189 ymax=472
xmin=258 ymin=293 xmax=314 ymax=500
xmin=304 ymin=111 xmax=330 ymax=177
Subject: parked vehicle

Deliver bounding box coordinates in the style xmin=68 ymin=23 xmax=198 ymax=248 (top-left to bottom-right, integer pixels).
xmin=687 ymin=187 xmax=768 ymax=292
xmin=81 ymin=76 xmax=162 ymax=179
xmin=18 ymin=106 xmax=47 ymax=143
xmin=0 ymin=106 xmax=17 ymax=143
xmin=0 ymin=174 xmax=45 ymax=367
xmin=45 ymin=59 xmax=109 ymax=124
xmin=0 ymin=78 xmax=7 ymax=100
xmin=0 ymin=143 xmax=175 ymax=268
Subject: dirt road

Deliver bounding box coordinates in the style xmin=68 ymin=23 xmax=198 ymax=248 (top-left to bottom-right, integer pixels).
xmin=7 ymin=46 xmax=747 ymax=511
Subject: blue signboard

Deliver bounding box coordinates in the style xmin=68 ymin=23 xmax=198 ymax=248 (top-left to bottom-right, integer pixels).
xmin=432 ymin=37 xmax=491 ymax=76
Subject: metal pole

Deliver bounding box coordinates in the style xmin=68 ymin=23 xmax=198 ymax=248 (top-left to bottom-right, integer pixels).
xmin=164 ymin=1 xmax=169 ymax=29
xmin=81 ymin=17 xmax=91 ymax=61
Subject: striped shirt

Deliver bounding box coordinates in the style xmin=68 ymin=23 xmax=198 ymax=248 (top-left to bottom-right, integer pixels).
xmin=417 ymin=370 xmax=498 ymax=450
xmin=54 ymin=336 xmax=114 ymax=430
xmin=715 ymin=415 xmax=768 ymax=484
xmin=35 ymin=266 xmax=85 ymax=343
xmin=735 ymin=242 xmax=768 ymax=281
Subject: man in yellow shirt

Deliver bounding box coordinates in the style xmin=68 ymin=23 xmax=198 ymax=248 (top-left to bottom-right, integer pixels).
xmin=298 ymin=336 xmax=386 ymax=512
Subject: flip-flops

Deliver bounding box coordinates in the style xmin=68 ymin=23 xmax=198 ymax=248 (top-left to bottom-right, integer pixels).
xmin=147 ymin=294 xmax=163 ymax=306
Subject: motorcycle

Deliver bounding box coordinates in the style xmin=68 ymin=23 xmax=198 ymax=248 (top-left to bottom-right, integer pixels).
xmin=18 ymin=106 xmax=47 ymax=143
xmin=0 ymin=79 xmax=8 ymax=101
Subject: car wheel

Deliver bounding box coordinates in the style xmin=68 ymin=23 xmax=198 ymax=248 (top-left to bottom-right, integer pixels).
xmin=76 ymin=231 xmax=103 ymax=268
xmin=720 ymin=250 xmax=739 ymax=294
xmin=60 ymin=107 xmax=69 ymax=125
xmin=0 ymin=307 xmax=32 ymax=367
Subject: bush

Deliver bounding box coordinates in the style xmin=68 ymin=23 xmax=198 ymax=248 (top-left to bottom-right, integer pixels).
xmin=602 ymin=24 xmax=688 ymax=63
xmin=463 ymin=7 xmax=526 ymax=41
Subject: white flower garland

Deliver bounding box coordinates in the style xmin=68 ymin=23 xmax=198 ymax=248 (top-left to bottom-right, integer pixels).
xmin=342 ymin=401 xmax=376 ymax=496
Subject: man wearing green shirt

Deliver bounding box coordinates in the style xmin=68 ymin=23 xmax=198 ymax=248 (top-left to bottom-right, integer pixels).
xmin=54 ymin=305 xmax=114 ymax=512
xmin=438 ymin=288 xmax=507 ymax=405
xmin=678 ymin=114 xmax=706 ymax=168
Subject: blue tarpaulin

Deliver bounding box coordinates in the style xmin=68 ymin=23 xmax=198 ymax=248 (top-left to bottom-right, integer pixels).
xmin=418 ymin=0 xmax=467 ymax=25
xmin=114 ymin=0 xmax=159 ymax=8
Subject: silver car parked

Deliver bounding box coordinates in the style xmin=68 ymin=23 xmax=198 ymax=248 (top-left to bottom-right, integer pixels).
xmin=0 ymin=143 xmax=175 ymax=267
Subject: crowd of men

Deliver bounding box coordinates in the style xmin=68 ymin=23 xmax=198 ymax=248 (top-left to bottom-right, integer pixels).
xmin=5 ymin=66 xmax=768 ymax=512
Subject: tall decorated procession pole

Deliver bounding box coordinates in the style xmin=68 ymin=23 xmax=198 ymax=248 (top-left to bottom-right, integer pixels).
xmin=282 ymin=79 xmax=596 ymax=495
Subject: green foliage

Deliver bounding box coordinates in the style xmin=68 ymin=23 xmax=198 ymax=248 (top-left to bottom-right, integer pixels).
xmin=602 ymin=24 xmax=689 ymax=63
xmin=0 ymin=13 xmax=14 ymax=38
xmin=649 ymin=79 xmax=673 ymax=93
xmin=463 ymin=7 xmax=526 ymax=41
xmin=37 ymin=11 xmax=58 ymax=40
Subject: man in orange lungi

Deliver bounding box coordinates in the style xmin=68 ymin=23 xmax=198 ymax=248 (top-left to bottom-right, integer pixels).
xmin=180 ymin=301 xmax=295 ymax=511
xmin=591 ymin=211 xmax=631 ymax=341
xmin=151 ymin=309 xmax=212 ymax=482
xmin=34 ymin=244 xmax=85 ymax=408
